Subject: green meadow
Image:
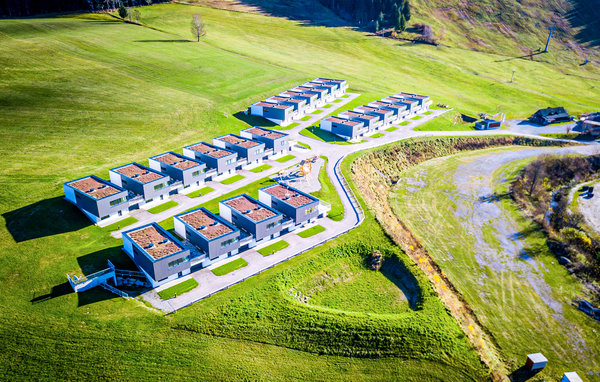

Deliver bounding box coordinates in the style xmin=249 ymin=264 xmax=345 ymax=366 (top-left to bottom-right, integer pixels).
xmin=0 ymin=1 xmax=599 ymax=380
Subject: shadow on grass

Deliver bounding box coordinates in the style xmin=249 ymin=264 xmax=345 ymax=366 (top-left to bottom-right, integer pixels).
xmin=379 ymin=253 xmax=422 ymax=310
xmin=233 ymin=111 xmax=277 ymax=128
xmin=3 ymin=197 xmax=91 ymax=243
xmin=134 ymin=39 xmax=191 ymax=43
xmin=509 ymin=365 xmax=541 ymax=381
xmin=30 ymin=282 xmax=73 ymax=304
xmin=304 ymin=126 xmax=348 ymax=143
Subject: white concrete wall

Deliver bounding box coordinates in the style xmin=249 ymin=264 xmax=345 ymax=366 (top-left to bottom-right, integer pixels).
xmin=182 ymin=148 xmax=195 ymax=160
xmin=174 ymin=218 xmax=186 ymax=240
xmin=212 ymin=139 xmax=226 ymax=149
xmin=250 ymin=105 xmax=263 ymax=116
xmin=239 ymin=131 xmax=252 ymax=139
xmin=63 ymin=185 xmax=76 ymax=204
xmin=219 ymin=203 xmax=232 ymax=222
xmin=258 ymin=189 xmax=271 ymax=206
xmin=320 ymin=119 xmax=333 ymax=133
xmin=109 ymin=171 xmax=122 ymax=187
xmin=148 ymin=158 xmax=161 ymax=173
xmin=123 ymin=238 xmax=133 ymax=258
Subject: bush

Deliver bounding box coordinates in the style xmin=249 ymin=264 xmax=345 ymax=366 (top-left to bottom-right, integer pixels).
xmin=118 ymin=4 xmax=128 ymax=19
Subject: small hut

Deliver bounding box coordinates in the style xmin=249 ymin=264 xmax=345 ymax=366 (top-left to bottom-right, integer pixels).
xmin=561 ymin=372 xmax=583 ymax=382
xmin=525 ymin=353 xmax=547 ymax=372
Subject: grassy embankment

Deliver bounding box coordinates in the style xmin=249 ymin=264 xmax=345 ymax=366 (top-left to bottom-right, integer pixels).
xmin=387 ymin=146 xmax=600 ymax=378
xmin=1 ymin=2 xmax=599 ymax=379
xmin=309 ymin=156 xmax=344 ymax=221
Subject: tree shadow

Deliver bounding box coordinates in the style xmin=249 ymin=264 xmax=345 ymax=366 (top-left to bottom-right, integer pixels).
xmin=478 ymin=191 xmax=511 ymax=203
xmin=30 ymin=282 xmax=73 ymax=304
xmin=233 ymin=111 xmax=278 ymax=128
xmin=565 ymin=0 xmax=600 ymax=48
xmin=379 ymin=253 xmax=422 ymax=310
xmin=2 ymin=196 xmax=91 ymax=243
xmin=493 ymin=51 xmax=546 ymax=63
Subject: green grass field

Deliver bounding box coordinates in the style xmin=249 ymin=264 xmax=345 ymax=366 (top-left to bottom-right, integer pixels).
xmin=385 ymin=126 xmax=398 ymax=132
xmin=158 ymin=278 xmax=199 ymax=300
xmin=279 ymin=122 xmax=299 ymax=130
xmin=389 ymin=147 xmax=600 ymax=378
xmin=311 ymin=109 xmax=323 ymax=114
xmin=186 ymin=186 xmax=214 ymax=198
xmin=1 ymin=1 xmax=599 ymax=379
xmin=212 ymin=258 xmax=249 ymax=276
xmin=250 ymin=164 xmax=272 ymax=173
xmin=310 ymin=156 xmax=344 ymax=221
xmin=101 ymin=216 xmax=138 ymax=232
xmin=297 ymin=225 xmax=326 ymax=238
xmin=411 ymin=115 xmax=423 ymax=120
xmin=370 ymin=132 xmax=385 ymax=138
xmin=299 ymin=116 xmax=311 ymax=121
xmin=146 ymin=200 xmax=178 ymax=214
xmin=220 ymin=174 xmax=245 ymax=185
xmin=300 ymin=126 xmax=355 ymax=144
xmin=257 ymin=240 xmax=289 ymax=256
xmin=295 ymin=141 xmax=311 ymax=150
xmin=399 ymin=121 xmax=411 ymax=126
xmin=276 ymin=154 xmax=296 ymax=163
xmin=413 ymin=112 xmax=475 ymax=131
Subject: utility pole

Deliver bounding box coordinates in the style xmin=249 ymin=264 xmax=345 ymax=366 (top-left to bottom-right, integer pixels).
xmin=543 ymin=26 xmax=554 ymax=53
xmin=510 ymin=69 xmax=516 ymax=83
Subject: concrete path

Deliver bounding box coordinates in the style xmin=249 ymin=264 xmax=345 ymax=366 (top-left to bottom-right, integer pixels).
xmin=135 ymin=97 xmax=599 ymax=312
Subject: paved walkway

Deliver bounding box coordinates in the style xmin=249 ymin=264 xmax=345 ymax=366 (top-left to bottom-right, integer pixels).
xmin=134 ymin=98 xmax=599 ymax=312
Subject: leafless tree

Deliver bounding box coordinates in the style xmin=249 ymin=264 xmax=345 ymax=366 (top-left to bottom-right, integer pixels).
xmin=191 ymin=13 xmax=206 ymax=42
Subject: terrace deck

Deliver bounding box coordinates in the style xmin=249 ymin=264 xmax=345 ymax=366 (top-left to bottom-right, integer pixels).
xmin=128 ymin=225 xmax=182 ymax=260
xmin=188 ymin=143 xmax=233 ymax=158
xmin=180 ymin=209 xmax=232 ymax=240
xmin=116 ymin=164 xmax=163 ymax=183
xmin=246 ymin=127 xmax=284 ymax=140
xmin=264 ymin=184 xmax=314 ymax=207
xmin=225 ymin=196 xmax=275 ymax=222
xmin=69 ymin=177 xmax=121 ymax=199
xmin=155 ymin=153 xmax=201 ymax=170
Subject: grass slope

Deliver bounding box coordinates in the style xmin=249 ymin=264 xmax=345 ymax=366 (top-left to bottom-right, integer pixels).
xmin=257 ymin=240 xmax=289 ymax=256
xmin=390 ymin=148 xmax=600 ymax=378
xmin=212 ymin=258 xmax=248 ymax=276
xmin=158 ymin=278 xmax=199 ymax=299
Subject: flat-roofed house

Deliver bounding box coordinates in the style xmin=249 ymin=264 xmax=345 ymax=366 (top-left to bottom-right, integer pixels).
xmin=383 ymin=96 xmax=420 ymax=115
xmin=355 ymin=105 xmax=395 ymax=125
xmin=122 ymin=223 xmax=191 ymax=287
xmin=303 ymin=82 xmax=335 ymax=102
xmin=183 ymin=142 xmax=237 ymax=180
xmin=149 ymin=152 xmax=206 ymax=194
xmin=267 ymin=96 xmax=307 ymax=117
xmin=394 ymin=92 xmax=432 ymax=111
xmin=339 ymin=110 xmax=382 ymax=131
xmin=213 ymin=134 xmax=266 ymax=167
xmin=320 ymin=116 xmax=365 ymax=140
xmin=174 ymin=207 xmax=241 ymax=267
xmin=109 ymin=163 xmax=171 ymax=208
xmin=474 ymin=119 xmax=502 ymax=130
xmin=280 ymin=91 xmax=318 ymax=111
xmin=369 ymin=101 xmax=410 ymax=120
xmin=240 ymin=127 xmax=289 ymax=156
xmin=63 ymin=175 xmax=129 ymax=223
xmin=312 ymin=78 xmax=348 ymax=97
xmin=259 ymin=183 xmax=320 ymax=227
xmin=219 ymin=194 xmax=287 ymax=244
xmin=293 ymin=86 xmax=328 ymax=107
xmin=250 ymin=101 xmax=294 ymax=126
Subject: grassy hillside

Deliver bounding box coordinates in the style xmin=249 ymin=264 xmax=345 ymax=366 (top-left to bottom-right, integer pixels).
xmin=1 ymin=2 xmax=600 ymax=379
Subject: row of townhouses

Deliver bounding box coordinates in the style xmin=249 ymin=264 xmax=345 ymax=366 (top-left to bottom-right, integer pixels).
xmin=320 ymin=92 xmax=432 ymax=141
xmin=63 ymin=127 xmax=290 ymax=224
xmin=249 ymin=78 xmax=349 ymax=126
xmin=121 ymin=182 xmax=328 ymax=287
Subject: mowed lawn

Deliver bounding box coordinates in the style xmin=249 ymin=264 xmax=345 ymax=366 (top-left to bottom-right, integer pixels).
xmin=389 ymin=148 xmax=600 ymax=378
xmin=0 ymin=2 xmax=598 ymax=380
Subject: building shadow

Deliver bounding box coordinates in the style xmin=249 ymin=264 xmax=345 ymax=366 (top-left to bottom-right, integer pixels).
xmin=30 ymin=282 xmax=73 ymax=304
xmin=509 ymin=366 xmax=540 ymax=381
xmin=77 ymin=246 xmax=137 ymax=275
xmin=3 ymin=196 xmax=91 ymax=243
xmin=304 ymin=126 xmax=348 ymax=143
xmin=233 ymin=111 xmax=278 ymax=128
xmin=379 ymin=252 xmax=422 ymax=311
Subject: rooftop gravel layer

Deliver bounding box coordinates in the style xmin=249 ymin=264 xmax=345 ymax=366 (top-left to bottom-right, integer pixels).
xmin=246 ymin=127 xmax=284 ymax=139
xmin=271 ymin=96 xmax=303 ymax=104
xmin=128 ymin=225 xmax=182 ymax=260
xmin=372 ymin=101 xmax=406 ymax=109
xmin=341 ymin=111 xmax=377 ymax=120
xmin=256 ymin=102 xmax=291 ymax=109
xmin=296 ymin=86 xmax=326 ymax=93
xmin=264 ymin=184 xmax=315 ymax=207
xmin=155 ymin=153 xmax=201 ymax=170
xmin=218 ymin=134 xmax=260 ymax=148
xmin=387 ymin=96 xmax=417 ymax=104
xmin=116 ymin=164 xmax=163 ymax=183
xmin=188 ymin=143 xmax=233 ymax=158
xmin=225 ymin=196 xmax=276 ymax=222
xmin=180 ymin=209 xmax=233 ymax=240
xmin=314 ymin=78 xmax=344 ymax=83
xmin=306 ymin=82 xmax=335 ymax=88
xmin=396 ymin=92 xmax=427 ymax=99
xmin=325 ymin=116 xmax=362 ymax=126
xmin=69 ymin=177 xmax=122 ymax=199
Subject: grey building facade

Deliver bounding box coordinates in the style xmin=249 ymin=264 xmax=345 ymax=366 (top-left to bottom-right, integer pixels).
xmin=259 ymin=183 xmax=319 ymax=225
xmin=219 ymin=194 xmax=285 ymax=242
xmin=63 ymin=175 xmax=129 ymax=223
xmin=240 ymin=127 xmax=289 ymax=156
xmin=183 ymin=142 xmax=238 ymax=177
xmin=109 ymin=163 xmax=171 ymax=206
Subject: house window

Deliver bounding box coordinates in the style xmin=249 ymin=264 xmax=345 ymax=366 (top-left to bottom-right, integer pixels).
xmin=305 ymin=207 xmax=315 ymax=215
xmin=192 ymin=170 xmax=201 ymax=177
xmin=226 ymin=158 xmax=234 ymax=165
xmin=110 ymin=197 xmax=125 ymax=207
xmin=255 ymin=148 xmax=263 ymax=155
xmin=168 ymin=256 xmax=190 ymax=269
xmin=220 ymin=237 xmax=238 ymax=248
xmin=266 ymin=219 xmax=282 ymax=229
xmin=280 ymin=141 xmax=286 ymax=146
xmin=154 ymin=183 xmax=166 ymax=191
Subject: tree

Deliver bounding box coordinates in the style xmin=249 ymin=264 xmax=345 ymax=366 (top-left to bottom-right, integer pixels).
xmin=374 ymin=20 xmax=379 ymax=33
xmin=145 ymin=0 xmax=152 ymax=4
xmin=397 ymin=13 xmax=406 ymax=31
xmin=402 ymin=0 xmax=411 ymax=21
xmin=133 ymin=9 xmax=141 ymax=22
xmin=118 ymin=3 xmax=128 ymax=18
xmin=190 ymin=13 xmax=206 ymax=42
